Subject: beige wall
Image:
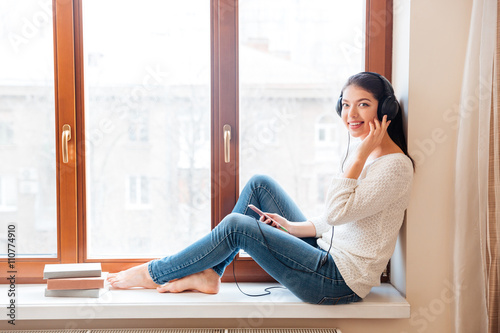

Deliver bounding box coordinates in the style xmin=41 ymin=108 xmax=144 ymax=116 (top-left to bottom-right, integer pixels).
xmin=403 ymin=0 xmax=472 ymax=332
xmin=375 ymin=0 xmax=472 ymax=331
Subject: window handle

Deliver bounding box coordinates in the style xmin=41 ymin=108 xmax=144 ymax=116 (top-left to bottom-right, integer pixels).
xmin=223 ymin=124 xmax=231 ymax=163
xmin=62 ymin=124 xmax=71 ymax=163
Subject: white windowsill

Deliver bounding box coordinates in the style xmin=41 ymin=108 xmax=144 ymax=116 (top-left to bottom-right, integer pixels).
xmin=2 ymin=283 xmax=409 ymax=320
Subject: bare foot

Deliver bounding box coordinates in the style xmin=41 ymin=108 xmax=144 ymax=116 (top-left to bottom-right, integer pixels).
xmin=156 ymin=269 xmax=221 ymax=294
xmin=107 ymin=263 xmax=159 ymax=289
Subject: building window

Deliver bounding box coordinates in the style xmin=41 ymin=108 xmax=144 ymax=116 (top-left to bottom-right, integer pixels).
xmin=0 ymin=176 xmax=17 ymax=211
xmin=128 ymin=112 xmax=149 ymax=143
xmin=0 ymin=122 xmax=14 ymax=146
xmin=316 ymin=114 xmax=339 ymax=145
xmin=127 ymin=175 xmax=150 ymax=209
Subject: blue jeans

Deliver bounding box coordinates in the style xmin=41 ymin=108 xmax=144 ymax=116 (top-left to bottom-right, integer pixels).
xmin=148 ymin=175 xmax=361 ymax=305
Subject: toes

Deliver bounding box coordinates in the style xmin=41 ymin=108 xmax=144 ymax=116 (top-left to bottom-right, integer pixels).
xmin=106 ymin=273 xmax=117 ymax=281
xmin=107 ymin=273 xmax=122 ymax=284
xmin=157 ymin=283 xmax=171 ymax=293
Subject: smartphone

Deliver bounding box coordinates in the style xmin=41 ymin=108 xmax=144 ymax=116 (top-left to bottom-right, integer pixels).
xmin=248 ymin=204 xmax=289 ymax=233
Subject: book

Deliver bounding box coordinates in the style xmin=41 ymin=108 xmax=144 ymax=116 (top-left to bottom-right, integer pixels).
xmin=43 ymin=263 xmax=102 ymax=279
xmin=46 ymin=272 xmax=106 ymax=290
xmin=44 ymin=286 xmax=109 ymax=298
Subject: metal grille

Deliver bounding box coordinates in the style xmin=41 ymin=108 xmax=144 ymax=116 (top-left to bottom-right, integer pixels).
xmin=229 ymin=328 xmax=342 ymax=333
xmin=3 ymin=329 xmax=340 ymax=333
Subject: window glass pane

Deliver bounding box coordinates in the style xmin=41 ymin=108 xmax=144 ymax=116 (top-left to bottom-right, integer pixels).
xmin=0 ymin=0 xmax=57 ymax=257
xmin=239 ymin=0 xmax=364 ymax=218
xmin=83 ymin=0 xmax=211 ymax=258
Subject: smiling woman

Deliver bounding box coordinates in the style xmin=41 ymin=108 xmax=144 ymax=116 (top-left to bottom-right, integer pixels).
xmin=340 ymin=88 xmax=379 ymax=138
xmin=337 ymin=72 xmax=413 ymax=169
xmin=106 ymin=72 xmax=414 ymax=305
xmin=338 ymin=75 xmax=408 ymax=184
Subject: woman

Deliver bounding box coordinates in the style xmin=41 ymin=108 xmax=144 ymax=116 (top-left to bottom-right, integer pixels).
xmin=107 ymin=72 xmax=414 ymax=305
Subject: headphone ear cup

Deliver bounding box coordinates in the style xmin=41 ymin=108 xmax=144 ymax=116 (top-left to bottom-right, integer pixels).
xmin=379 ymin=95 xmax=399 ymax=121
xmin=336 ymin=94 xmax=343 ymax=117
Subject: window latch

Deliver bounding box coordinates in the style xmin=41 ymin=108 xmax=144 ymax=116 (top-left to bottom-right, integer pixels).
xmin=62 ymin=124 xmax=71 ymax=163
xmin=223 ymin=124 xmax=231 ymax=163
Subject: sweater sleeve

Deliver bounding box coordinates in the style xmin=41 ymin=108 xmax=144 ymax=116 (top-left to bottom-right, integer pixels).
xmin=314 ymin=155 xmax=413 ymax=232
xmin=309 ymin=214 xmax=330 ymax=237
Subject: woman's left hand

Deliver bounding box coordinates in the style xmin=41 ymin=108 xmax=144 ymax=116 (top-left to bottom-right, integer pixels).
xmin=259 ymin=213 xmax=290 ymax=233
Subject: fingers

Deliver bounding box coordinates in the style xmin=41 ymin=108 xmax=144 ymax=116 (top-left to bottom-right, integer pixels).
xmin=369 ymin=120 xmax=375 ymax=133
xmin=259 ymin=215 xmax=273 ymax=225
xmin=265 ymin=217 xmax=277 ymax=227
xmin=373 ymin=116 xmax=384 ymax=129
xmin=380 ymin=115 xmax=392 ymax=129
xmin=371 ymin=115 xmax=391 ymax=137
xmin=259 ymin=214 xmax=285 ymax=230
xmin=266 ymin=212 xmax=280 ymax=220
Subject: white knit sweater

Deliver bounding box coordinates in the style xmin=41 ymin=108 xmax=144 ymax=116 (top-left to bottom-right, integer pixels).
xmin=310 ymin=153 xmax=413 ymax=298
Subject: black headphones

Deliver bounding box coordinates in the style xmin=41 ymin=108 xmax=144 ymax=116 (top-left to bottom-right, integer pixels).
xmin=336 ymin=72 xmax=399 ymax=121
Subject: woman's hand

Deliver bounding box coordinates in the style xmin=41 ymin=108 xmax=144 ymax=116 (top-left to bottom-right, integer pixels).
xmin=356 ymin=115 xmax=391 ymax=160
xmin=343 ymin=115 xmax=391 ymax=180
xmin=259 ymin=213 xmax=318 ymax=238
xmin=259 ymin=213 xmax=291 ymax=233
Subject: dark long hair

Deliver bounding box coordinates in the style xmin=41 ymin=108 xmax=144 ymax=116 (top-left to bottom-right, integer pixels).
xmin=342 ymin=72 xmax=414 ymax=168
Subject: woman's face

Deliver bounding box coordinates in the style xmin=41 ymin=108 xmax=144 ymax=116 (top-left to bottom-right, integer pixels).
xmin=341 ymin=85 xmax=379 ymax=139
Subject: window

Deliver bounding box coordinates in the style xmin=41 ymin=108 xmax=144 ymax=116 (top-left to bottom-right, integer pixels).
xmin=126 ymin=175 xmax=150 ymax=209
xmin=82 ymin=0 xmax=211 ymax=260
xmin=316 ymin=114 xmax=341 ymax=145
xmin=238 ymin=0 xmax=364 ymax=224
xmin=128 ymin=111 xmax=149 ymax=143
xmin=0 ymin=0 xmax=58 ymax=264
xmin=0 ymin=122 xmax=14 ymax=146
xmin=0 ymin=176 xmax=17 ymax=212
xmin=1 ymin=0 xmax=393 ymax=282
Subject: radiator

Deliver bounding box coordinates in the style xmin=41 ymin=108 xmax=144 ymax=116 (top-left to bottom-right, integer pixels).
xmin=2 ymin=329 xmax=342 ymax=333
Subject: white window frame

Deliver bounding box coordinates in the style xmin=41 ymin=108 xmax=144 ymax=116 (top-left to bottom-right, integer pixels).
xmin=126 ymin=175 xmax=151 ymax=210
xmin=315 ymin=113 xmax=338 ymax=146
xmin=0 ymin=175 xmax=18 ymax=212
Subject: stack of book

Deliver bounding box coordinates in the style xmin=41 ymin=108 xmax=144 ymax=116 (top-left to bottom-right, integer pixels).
xmin=43 ymin=263 xmax=108 ymax=298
